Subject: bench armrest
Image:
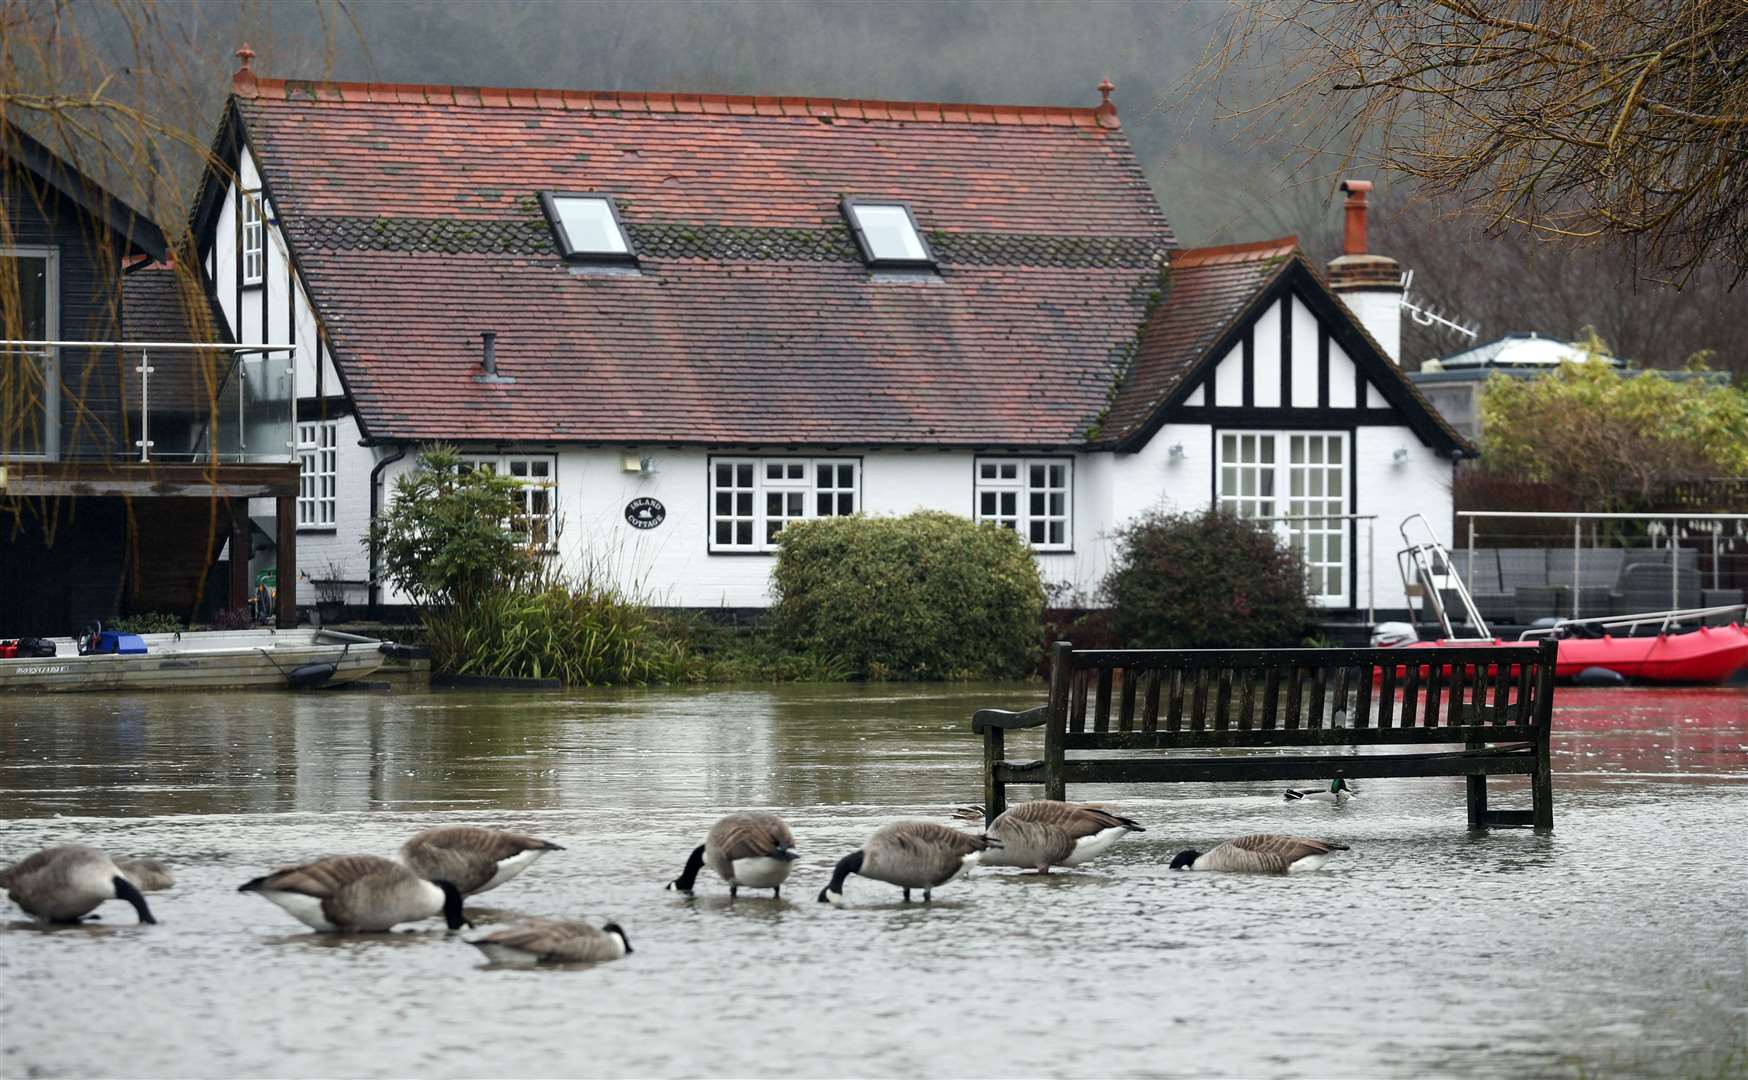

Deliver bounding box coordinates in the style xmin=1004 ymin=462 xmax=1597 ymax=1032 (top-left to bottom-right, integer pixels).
xmin=972 ymin=704 xmax=1050 ymax=734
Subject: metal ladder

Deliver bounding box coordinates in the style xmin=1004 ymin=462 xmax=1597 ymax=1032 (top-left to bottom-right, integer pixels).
xmin=1396 ymin=514 xmax=1493 ymax=641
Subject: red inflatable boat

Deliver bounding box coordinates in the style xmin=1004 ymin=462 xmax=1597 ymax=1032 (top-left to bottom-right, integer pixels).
xmin=1401 ymin=623 xmax=1748 ymax=685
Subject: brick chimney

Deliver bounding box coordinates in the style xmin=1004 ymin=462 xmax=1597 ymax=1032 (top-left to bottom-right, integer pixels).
xmin=1325 ymin=179 xmax=1404 ymax=363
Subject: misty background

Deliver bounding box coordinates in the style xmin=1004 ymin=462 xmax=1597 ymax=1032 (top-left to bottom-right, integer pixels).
xmin=57 ymin=0 xmax=1746 ymax=374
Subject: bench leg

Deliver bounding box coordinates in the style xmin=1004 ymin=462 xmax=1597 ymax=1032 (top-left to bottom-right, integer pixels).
xmin=982 ymin=728 xmax=1006 ymax=825
xmin=1532 ymin=737 xmax=1554 ymax=831
xmin=1466 ymin=772 xmax=1488 ymax=828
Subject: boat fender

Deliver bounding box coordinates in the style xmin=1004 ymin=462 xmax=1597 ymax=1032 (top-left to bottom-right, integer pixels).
xmin=1573 ymin=666 xmax=1627 ymax=687
xmin=1371 ymin=621 xmax=1418 ymax=648
xmin=287 ymin=661 xmax=339 ymax=689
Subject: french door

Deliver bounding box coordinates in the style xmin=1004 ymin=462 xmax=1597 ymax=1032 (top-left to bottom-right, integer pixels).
xmin=1217 ymin=430 xmax=1347 ymax=605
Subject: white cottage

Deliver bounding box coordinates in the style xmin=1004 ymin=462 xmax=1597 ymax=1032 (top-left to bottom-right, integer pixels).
xmin=189 ymin=54 xmax=1469 ymax=621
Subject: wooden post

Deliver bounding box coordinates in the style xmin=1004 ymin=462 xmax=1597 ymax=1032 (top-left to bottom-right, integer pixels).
xmin=1531 ymin=639 xmax=1557 ymax=830
xmin=228 ymin=499 xmax=250 ymax=615
xmin=1044 ymin=641 xmax=1073 ymax=802
xmin=1465 ymin=737 xmax=1488 ymax=828
xmin=275 ymin=494 xmax=296 ymax=629
xmin=982 ymin=727 xmax=1006 ymax=825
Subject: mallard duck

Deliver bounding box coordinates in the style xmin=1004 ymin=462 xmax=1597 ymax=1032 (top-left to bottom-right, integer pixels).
xmin=1283 ymin=777 xmax=1357 ymax=804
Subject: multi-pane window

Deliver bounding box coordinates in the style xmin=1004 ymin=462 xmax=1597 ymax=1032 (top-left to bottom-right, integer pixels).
xmin=1217 ymin=431 xmax=1347 ymax=603
xmin=974 ymin=458 xmax=1071 ymax=551
xmin=296 ymin=420 xmax=337 ymax=528
xmin=710 ymin=457 xmax=860 ymax=552
xmin=242 ymin=191 xmax=264 ymax=285
xmin=466 ymin=454 xmax=559 ymax=551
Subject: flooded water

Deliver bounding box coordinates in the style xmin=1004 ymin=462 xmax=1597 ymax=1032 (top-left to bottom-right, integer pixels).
xmin=1 ymin=683 xmax=1744 ymax=1078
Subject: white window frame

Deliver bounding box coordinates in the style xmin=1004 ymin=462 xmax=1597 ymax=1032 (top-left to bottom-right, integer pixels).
xmin=464 ymin=453 xmax=560 ymax=553
xmin=1 ymin=245 xmax=59 ymax=460
xmin=241 ymin=190 xmax=265 ymax=286
xmin=1216 ymin=430 xmax=1349 ymax=606
xmin=709 ymin=457 xmax=861 ymax=553
xmin=296 ymin=420 xmax=338 ymax=528
xmin=974 ymin=457 xmax=1072 ymax=551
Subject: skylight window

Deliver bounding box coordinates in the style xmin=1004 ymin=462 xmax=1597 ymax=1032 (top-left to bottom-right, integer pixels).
xmin=540 ymin=192 xmax=634 ymax=262
xmin=842 ymin=199 xmax=934 ymax=268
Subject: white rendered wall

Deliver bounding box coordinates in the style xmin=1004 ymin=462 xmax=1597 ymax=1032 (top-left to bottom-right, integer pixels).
xmin=1336 ymin=289 xmax=1402 ymax=364
xmin=1353 ymin=427 xmax=1452 ymax=611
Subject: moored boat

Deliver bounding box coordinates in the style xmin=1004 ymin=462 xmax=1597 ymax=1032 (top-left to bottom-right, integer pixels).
xmin=0 ymin=628 xmax=389 ymax=693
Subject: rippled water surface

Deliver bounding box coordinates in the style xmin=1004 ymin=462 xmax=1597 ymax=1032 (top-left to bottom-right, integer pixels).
xmin=2 ymin=683 xmax=1744 ymax=1078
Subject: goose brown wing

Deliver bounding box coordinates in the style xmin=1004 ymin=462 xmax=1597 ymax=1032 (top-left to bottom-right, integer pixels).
xmin=477 ymin=918 xmax=613 ymax=962
xmin=402 ymin=826 xmax=555 ymax=893
xmin=258 ymin=854 xmax=403 ymax=897
xmin=1008 ymin=800 xmax=1138 ymax=838
xmin=1229 ymin=834 xmax=1345 ymax=861
xmin=710 ymin=813 xmax=795 ymax=860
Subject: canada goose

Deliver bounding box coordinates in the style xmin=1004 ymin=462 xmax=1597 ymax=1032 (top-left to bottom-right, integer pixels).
xmin=238 ymin=854 xmax=468 ymax=932
xmin=980 ymin=800 xmax=1145 ymax=872
xmin=468 ymin=917 xmax=633 ymax=966
xmin=2 ymin=846 xmax=157 ymax=924
xmin=1169 ymin=834 xmax=1349 ymax=874
xmin=115 ymin=858 xmax=175 ymax=892
xmin=400 ymin=826 xmax=564 ymax=897
xmin=817 ymin=821 xmax=996 ymax=906
xmin=667 ymin=812 xmax=798 ymax=899
xmin=1284 ymin=777 xmax=1357 ymax=804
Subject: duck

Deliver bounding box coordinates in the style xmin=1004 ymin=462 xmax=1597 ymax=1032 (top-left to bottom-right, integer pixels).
xmin=1169 ymin=834 xmax=1349 ymax=875
xmin=667 ymin=812 xmax=798 ymax=899
xmin=979 ymin=800 xmax=1145 ymax=872
xmin=238 ymin=854 xmax=468 ymax=932
xmin=818 ymin=820 xmax=996 ymax=906
xmin=399 ymin=826 xmax=564 ymax=897
xmin=1283 ymin=777 xmax=1357 ymax=804
xmin=2 ymin=846 xmax=157 ymax=925
xmin=115 ymin=858 xmax=175 ymax=892
xmin=468 ymin=917 xmax=633 ymax=966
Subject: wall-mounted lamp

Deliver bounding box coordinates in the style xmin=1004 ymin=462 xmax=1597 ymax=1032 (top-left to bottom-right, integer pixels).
xmin=1392 ymin=447 xmax=1409 ymax=466
xmin=1168 ymin=443 xmax=1186 ymax=461
xmin=621 ymin=452 xmax=657 ymax=475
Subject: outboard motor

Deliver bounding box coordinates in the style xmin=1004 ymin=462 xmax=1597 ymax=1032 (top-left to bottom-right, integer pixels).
xmin=1370 ymin=621 xmax=1419 ymax=648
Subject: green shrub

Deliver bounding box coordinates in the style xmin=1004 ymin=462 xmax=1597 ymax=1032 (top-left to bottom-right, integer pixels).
xmin=662 ymin=616 xmax=853 ymax=683
xmin=368 ymin=446 xmax=540 ymax=609
xmin=1104 ymin=508 xmax=1309 ymax=649
xmin=424 ymin=582 xmax=693 ymax=686
xmin=769 ymin=511 xmax=1045 ymax=680
xmin=110 ymin=612 xmax=183 ymax=634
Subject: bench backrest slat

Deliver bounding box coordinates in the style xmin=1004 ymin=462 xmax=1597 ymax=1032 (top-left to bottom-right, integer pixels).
xmin=1041 ymin=642 xmax=1556 ymax=753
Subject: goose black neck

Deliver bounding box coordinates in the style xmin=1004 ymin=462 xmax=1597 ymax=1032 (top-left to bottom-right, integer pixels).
xmin=1169 ymin=849 xmax=1200 ymax=870
xmin=436 ymin=881 xmax=468 ymax=930
xmin=671 ymin=844 xmax=707 ymax=892
xmin=827 ymin=850 xmax=863 ymax=894
xmin=112 ymin=875 xmax=156 ymax=924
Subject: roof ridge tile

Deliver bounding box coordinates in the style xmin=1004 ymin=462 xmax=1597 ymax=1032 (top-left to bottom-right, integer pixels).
xmin=240 ymin=76 xmax=1108 ymax=128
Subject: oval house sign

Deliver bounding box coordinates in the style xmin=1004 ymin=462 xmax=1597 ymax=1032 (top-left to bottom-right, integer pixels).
xmin=625 ymin=497 xmax=666 ymax=530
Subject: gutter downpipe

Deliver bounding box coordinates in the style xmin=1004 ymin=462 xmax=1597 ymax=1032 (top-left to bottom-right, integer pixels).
xmin=367 ymin=443 xmax=409 ymax=616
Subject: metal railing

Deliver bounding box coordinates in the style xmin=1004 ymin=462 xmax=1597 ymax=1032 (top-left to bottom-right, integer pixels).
xmin=1 ymin=339 xmax=297 ymax=464
xmin=1457 ymin=510 xmax=1748 ymax=624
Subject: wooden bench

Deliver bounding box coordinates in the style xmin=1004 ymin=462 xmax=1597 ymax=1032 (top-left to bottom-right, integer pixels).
xmin=973 ymin=640 xmax=1556 ymax=830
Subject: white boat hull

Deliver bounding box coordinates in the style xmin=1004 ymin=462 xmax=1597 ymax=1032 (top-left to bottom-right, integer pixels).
xmin=0 ymin=629 xmax=387 ymax=693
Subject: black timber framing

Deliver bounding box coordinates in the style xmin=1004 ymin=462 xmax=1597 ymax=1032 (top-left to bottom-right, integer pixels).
xmin=1113 ymin=256 xmax=1468 ymax=456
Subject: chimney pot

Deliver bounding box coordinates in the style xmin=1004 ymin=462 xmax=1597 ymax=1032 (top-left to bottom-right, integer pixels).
xmin=480 ymin=330 xmax=497 ymax=375
xmin=1339 ymin=178 xmax=1373 ymax=255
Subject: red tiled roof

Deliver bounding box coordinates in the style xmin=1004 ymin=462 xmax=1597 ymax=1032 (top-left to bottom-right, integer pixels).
xmin=1103 ymin=238 xmax=1297 ymax=440
xmin=227 ymin=75 xmax=1174 ymax=445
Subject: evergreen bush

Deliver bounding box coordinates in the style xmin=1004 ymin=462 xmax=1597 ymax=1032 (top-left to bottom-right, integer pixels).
xmin=770 ymin=511 xmax=1045 ymax=680
xmin=1104 ymin=508 xmax=1309 ymax=648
